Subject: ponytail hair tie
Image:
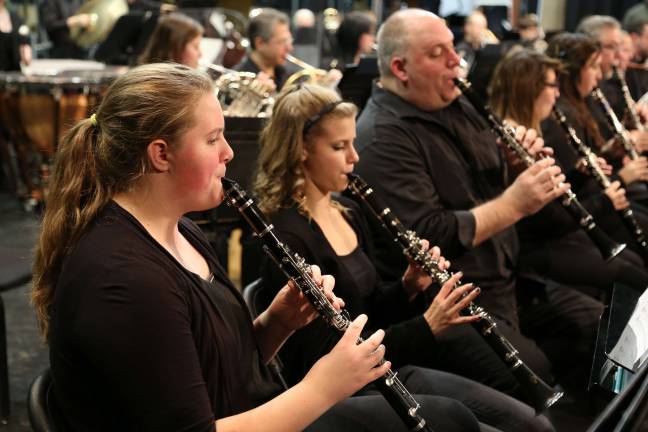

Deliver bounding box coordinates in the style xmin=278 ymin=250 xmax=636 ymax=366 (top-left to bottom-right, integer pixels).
xmin=90 ymin=113 xmax=97 ymax=127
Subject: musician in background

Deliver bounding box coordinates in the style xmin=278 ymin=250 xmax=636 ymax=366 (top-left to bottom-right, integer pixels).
xmin=138 ymin=13 xmax=203 ymax=68
xmin=577 ymin=16 xmax=648 ymax=158
xmin=335 ymin=11 xmax=376 ymax=68
xmin=354 ymin=8 xmax=603 ymax=398
xmin=0 ymin=0 xmax=31 ymax=70
xmin=516 ymin=14 xmax=546 ymax=53
xmin=40 ymin=0 xmax=89 ymax=58
xmin=490 ymin=48 xmax=648 ymax=290
xmin=254 ymin=83 xmax=554 ymax=432
xmin=455 ymin=9 xmax=494 ymax=71
xmin=624 ymin=17 xmax=648 ymax=100
xmin=31 ymin=62 xmax=479 ymax=432
xmin=235 ymin=8 xmax=293 ymax=91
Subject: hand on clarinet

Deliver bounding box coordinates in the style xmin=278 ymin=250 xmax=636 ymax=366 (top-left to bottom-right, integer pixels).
xmin=604 ymin=181 xmax=630 ymax=210
xmin=267 ymin=265 xmax=344 ymax=333
xmin=401 ymin=242 xmax=448 ymax=299
xmin=303 ymin=314 xmax=391 ymax=404
xmin=423 ymin=272 xmax=481 ymax=336
xmin=629 ymin=130 xmax=648 ymax=153
xmin=619 ymin=156 xmax=648 ymax=184
xmin=503 ymin=158 xmax=570 ymax=217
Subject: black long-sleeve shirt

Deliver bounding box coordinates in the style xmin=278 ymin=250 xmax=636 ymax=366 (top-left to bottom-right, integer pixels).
xmin=354 ymin=83 xmax=519 ymax=325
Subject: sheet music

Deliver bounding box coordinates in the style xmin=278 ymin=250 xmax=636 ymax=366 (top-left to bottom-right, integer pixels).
xmin=608 ymin=288 xmax=648 ymax=371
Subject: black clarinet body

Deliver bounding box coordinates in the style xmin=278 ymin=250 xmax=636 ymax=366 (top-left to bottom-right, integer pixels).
xmin=552 ymin=106 xmax=648 ymax=254
xmin=454 ymin=77 xmax=625 ymax=262
xmin=346 ymin=173 xmax=563 ymax=413
xmin=591 ymin=87 xmax=641 ymax=160
xmin=221 ymin=177 xmax=433 ymax=432
xmin=613 ymin=66 xmax=645 ymax=132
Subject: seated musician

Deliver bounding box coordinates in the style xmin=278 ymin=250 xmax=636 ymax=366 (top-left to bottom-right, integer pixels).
xmin=31 ymin=62 xmax=480 ymax=432
xmin=577 ymin=15 xmax=648 ymax=154
xmin=335 ymin=11 xmax=377 ymax=68
xmin=235 ymin=8 xmax=293 ymax=91
xmin=354 ymin=8 xmax=603 ymax=399
xmin=489 ymin=48 xmax=648 ymax=289
xmin=255 ymin=83 xmax=554 ymax=432
xmin=0 ymin=0 xmax=31 ymax=71
xmin=138 ymin=13 xmax=203 ymax=69
xmin=40 ymin=0 xmax=89 ymax=59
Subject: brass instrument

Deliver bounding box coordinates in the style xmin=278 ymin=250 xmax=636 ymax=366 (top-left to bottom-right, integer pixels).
xmin=347 ymin=173 xmax=564 ymax=413
xmin=201 ymin=60 xmax=274 ymax=118
xmin=613 ymin=66 xmax=645 ymax=132
xmin=284 ymin=54 xmax=341 ymax=88
xmin=69 ymin=0 xmax=128 ymax=48
xmin=456 ymin=77 xmax=625 ymax=262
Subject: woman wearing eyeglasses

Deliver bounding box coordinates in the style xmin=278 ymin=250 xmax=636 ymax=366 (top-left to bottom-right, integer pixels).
xmin=489 ymin=47 xmax=648 ymax=299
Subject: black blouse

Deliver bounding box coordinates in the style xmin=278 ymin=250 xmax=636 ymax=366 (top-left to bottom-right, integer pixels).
xmin=260 ymin=197 xmax=436 ymax=386
xmin=49 ymin=201 xmax=280 ymax=431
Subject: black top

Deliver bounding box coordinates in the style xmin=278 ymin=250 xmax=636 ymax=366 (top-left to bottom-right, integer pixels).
xmin=234 ymin=55 xmax=289 ymax=90
xmin=259 ymin=197 xmax=436 ymax=385
xmin=0 ymin=11 xmax=28 ymax=71
xmin=40 ymin=0 xmax=87 ymax=59
xmin=49 ymin=201 xmax=280 ymax=431
xmin=354 ymin=83 xmax=520 ymax=324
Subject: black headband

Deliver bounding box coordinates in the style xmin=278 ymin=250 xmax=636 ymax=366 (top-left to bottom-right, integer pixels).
xmin=303 ymin=100 xmax=344 ymax=136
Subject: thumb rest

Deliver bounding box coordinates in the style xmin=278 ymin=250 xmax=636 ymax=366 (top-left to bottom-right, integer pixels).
xmin=346 ymin=173 xmax=563 ymax=413
xmin=221 ymin=177 xmax=433 ymax=432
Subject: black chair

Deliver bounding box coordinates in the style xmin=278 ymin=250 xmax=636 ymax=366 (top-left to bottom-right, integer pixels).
xmin=242 ymin=279 xmax=288 ymax=390
xmin=27 ymin=368 xmax=61 ymax=432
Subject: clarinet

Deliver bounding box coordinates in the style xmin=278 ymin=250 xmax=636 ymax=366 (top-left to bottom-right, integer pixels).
xmin=613 ymin=66 xmax=645 ymax=132
xmin=454 ymin=77 xmax=625 ymax=262
xmin=591 ymin=87 xmax=641 ymax=160
xmin=221 ymin=177 xmax=433 ymax=432
xmin=346 ymin=173 xmax=563 ymax=413
xmin=552 ymin=106 xmax=648 ymax=254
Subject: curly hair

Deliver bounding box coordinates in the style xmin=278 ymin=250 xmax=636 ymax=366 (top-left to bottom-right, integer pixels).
xmin=254 ymin=84 xmax=357 ymax=215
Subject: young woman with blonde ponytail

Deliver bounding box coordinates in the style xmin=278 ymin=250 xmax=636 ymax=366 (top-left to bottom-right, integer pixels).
xmin=31 ymin=63 xmax=480 ymax=432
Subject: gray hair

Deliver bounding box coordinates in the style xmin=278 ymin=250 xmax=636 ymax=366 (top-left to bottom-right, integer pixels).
xmin=377 ymin=9 xmax=437 ymax=78
xmin=576 ymin=15 xmax=620 ymax=39
xmin=248 ymin=8 xmax=289 ymax=49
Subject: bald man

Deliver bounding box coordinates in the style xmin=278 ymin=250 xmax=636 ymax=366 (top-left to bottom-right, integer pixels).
xmin=354 ymin=8 xmax=603 ymax=405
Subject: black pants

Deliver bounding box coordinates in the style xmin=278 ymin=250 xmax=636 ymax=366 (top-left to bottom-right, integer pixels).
xmin=430 ymin=282 xmax=603 ymax=402
xmin=307 ymin=391 xmax=480 ymax=432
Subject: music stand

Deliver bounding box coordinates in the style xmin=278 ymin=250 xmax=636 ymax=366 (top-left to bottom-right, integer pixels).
xmin=94 ymin=11 xmax=160 ymax=65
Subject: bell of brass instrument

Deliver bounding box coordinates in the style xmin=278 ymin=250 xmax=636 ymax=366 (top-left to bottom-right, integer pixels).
xmin=201 ymin=60 xmax=275 ymax=117
xmin=613 ymin=66 xmax=645 ymax=132
xmin=284 ymin=54 xmax=341 ymax=88
xmin=346 ymin=173 xmax=563 ymax=413
xmin=552 ymin=106 xmax=648 ymax=256
xmin=456 ymin=77 xmax=625 ymax=262
xmin=69 ymin=0 xmax=128 ymax=48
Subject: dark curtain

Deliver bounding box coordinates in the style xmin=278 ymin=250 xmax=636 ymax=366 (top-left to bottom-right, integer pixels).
xmin=564 ymin=0 xmax=642 ymax=31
